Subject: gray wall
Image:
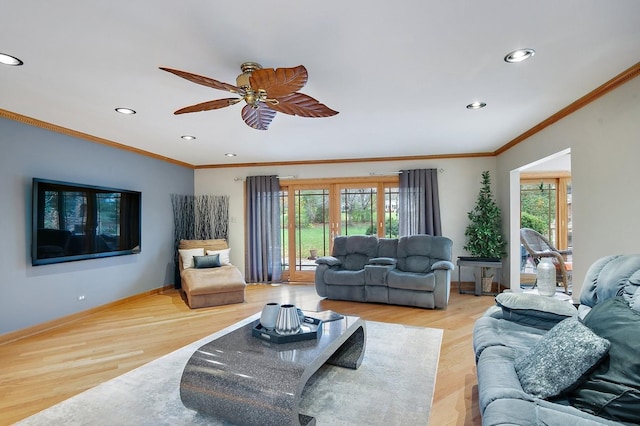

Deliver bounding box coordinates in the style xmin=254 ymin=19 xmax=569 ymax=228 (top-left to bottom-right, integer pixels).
xmin=0 ymin=117 xmax=194 ymax=334
xmin=497 ymin=75 xmax=640 ymax=300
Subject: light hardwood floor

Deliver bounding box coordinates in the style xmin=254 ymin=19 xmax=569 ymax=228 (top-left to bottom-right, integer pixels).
xmin=0 ymin=283 xmax=495 ymax=425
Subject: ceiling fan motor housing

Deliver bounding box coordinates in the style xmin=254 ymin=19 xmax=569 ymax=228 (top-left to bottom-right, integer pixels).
xmin=236 ymin=62 xmax=262 ymax=88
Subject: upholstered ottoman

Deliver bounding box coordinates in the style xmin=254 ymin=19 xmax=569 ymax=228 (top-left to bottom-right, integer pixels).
xmin=178 ymin=239 xmax=246 ymax=309
xmin=181 ymin=265 xmax=246 ymax=308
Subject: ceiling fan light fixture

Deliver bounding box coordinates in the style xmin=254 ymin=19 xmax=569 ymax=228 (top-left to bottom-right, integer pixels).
xmin=236 ymin=62 xmax=262 ymax=87
xmin=466 ymin=101 xmax=486 ymax=110
xmin=0 ymin=52 xmax=23 ymax=66
xmin=115 ymin=107 xmax=136 ymax=115
xmin=504 ymin=48 xmax=536 ymax=63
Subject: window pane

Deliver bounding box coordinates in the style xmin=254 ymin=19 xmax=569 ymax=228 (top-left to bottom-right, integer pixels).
xmin=340 ymin=187 xmax=376 ymax=236
xmin=294 ymin=189 xmax=330 ymax=271
xmin=279 ymin=190 xmax=289 ymax=272
xmin=520 ymin=183 xmax=557 ymax=245
xmin=384 ymin=186 xmax=399 ymax=238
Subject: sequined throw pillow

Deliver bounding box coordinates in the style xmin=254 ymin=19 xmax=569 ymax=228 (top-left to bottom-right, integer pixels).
xmin=514 ymin=316 xmax=610 ymax=399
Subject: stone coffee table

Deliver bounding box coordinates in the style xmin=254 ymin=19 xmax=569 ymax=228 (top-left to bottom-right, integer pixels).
xmin=180 ymin=312 xmax=366 ymax=426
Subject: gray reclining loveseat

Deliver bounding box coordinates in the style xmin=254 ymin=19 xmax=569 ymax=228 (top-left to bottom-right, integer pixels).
xmin=473 ymin=254 xmax=640 ymax=425
xmin=314 ymin=234 xmax=454 ymax=309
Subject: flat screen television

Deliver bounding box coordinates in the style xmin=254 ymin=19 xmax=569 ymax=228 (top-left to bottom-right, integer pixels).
xmin=32 ymin=178 xmax=141 ymax=266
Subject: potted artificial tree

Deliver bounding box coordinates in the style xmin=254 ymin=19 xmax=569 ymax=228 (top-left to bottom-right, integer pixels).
xmin=464 ymin=170 xmax=506 ymax=292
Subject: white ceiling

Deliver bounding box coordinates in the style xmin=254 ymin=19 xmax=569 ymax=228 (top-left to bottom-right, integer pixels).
xmin=2 ymin=1 xmax=639 ymax=167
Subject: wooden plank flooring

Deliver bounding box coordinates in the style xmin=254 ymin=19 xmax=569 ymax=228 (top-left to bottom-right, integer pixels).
xmin=0 ymin=283 xmax=495 ymax=425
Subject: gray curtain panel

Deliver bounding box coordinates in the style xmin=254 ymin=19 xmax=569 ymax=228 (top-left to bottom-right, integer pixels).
xmin=245 ymin=175 xmax=283 ymax=283
xmin=398 ymin=169 xmax=442 ymax=236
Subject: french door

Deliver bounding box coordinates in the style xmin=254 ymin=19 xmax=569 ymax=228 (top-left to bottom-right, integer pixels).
xmin=279 ymin=177 xmax=399 ymax=282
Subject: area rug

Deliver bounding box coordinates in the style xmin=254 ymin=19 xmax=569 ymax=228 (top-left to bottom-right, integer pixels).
xmin=17 ymin=315 xmax=443 ymax=426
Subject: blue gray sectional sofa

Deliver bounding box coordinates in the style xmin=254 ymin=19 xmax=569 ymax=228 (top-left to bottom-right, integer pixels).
xmin=473 ymin=254 xmax=640 ymax=425
xmin=314 ymin=234 xmax=454 ymax=308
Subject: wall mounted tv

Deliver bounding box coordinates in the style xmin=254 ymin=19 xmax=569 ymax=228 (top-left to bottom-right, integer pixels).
xmin=32 ymin=178 xmax=141 ymax=266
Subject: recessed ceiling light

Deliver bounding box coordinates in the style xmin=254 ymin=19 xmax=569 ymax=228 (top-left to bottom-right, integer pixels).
xmin=466 ymin=101 xmax=487 ymax=110
xmin=504 ymin=48 xmax=536 ymax=63
xmin=115 ymin=107 xmax=136 ymax=115
xmin=0 ymin=52 xmax=23 ymax=66
xmin=225 ymin=153 xmax=237 ymax=157
xmin=181 ymin=135 xmax=196 ymax=140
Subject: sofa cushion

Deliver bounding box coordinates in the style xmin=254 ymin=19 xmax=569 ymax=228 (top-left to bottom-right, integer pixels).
xmin=579 ymin=254 xmax=640 ymax=309
xmin=376 ymin=238 xmax=398 ymax=258
xmin=569 ymin=296 xmax=640 ymax=423
xmin=626 ymin=271 xmax=640 ymax=307
xmin=476 ymin=345 xmax=534 ymax=413
xmin=331 ymin=235 xmax=378 ymax=271
xmin=181 ymin=265 xmax=246 ymax=296
xmin=495 ymin=293 xmax=578 ymax=329
xmin=193 ymin=254 xmax=221 ymax=269
xmin=324 ymin=269 xmax=365 ymax=286
xmin=473 ymin=316 xmax=547 ymax=361
xmin=386 ymin=269 xmax=435 ymax=291
xmin=395 ymin=235 xmax=452 ymax=273
xmin=630 ymin=286 xmax=640 ymax=312
xmin=514 ymin=317 xmax=610 ymax=399
xmin=482 ymin=398 xmax=624 ymax=426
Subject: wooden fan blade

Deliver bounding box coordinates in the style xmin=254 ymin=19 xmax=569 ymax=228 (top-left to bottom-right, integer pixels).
xmin=249 ymin=65 xmax=308 ymax=98
xmin=269 ymin=92 xmax=339 ymax=118
xmin=174 ymin=98 xmax=241 ymax=114
xmin=159 ymin=67 xmax=243 ymax=94
xmin=241 ymin=104 xmax=277 ymax=130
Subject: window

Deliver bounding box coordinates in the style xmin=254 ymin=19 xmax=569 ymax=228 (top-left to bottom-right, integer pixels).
xmin=279 ymin=176 xmax=399 ymax=281
xmin=520 ymin=173 xmax=571 ymax=250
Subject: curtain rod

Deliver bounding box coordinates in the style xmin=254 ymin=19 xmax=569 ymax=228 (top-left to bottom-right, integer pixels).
xmin=233 ymin=175 xmax=298 ymax=182
xmin=369 ymin=168 xmax=444 ymax=176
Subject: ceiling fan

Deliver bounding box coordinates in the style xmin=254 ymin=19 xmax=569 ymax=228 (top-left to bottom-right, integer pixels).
xmin=159 ymin=62 xmax=339 ymax=130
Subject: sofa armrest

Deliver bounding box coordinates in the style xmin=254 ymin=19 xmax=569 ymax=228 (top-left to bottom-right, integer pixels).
xmin=369 ymin=257 xmax=397 ymax=266
xmin=431 ymin=260 xmax=454 ymax=271
xmin=315 ymin=256 xmax=341 ymax=266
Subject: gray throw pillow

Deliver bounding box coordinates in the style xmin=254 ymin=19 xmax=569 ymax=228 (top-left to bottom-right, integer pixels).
xmin=514 ymin=316 xmax=610 ymax=399
xmin=193 ymin=254 xmax=221 ymax=269
xmin=496 ymin=292 xmax=577 ymax=329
